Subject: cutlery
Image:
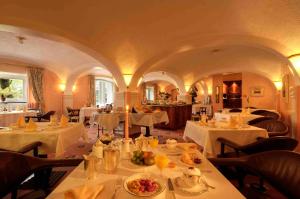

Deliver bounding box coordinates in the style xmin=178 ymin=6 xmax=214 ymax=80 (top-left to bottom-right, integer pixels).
xmin=201 ymin=178 xmax=215 ymax=189
xmin=112 ymin=177 xmax=122 ymax=199
xmin=167 ymin=178 xmax=176 ymax=199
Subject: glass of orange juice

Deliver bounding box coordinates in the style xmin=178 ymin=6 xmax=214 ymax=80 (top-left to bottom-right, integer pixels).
xmin=149 ymin=137 xmax=159 ymax=148
xmin=155 ymin=154 xmax=169 ymax=177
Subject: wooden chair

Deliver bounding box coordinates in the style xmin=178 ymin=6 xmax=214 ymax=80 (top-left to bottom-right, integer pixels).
xmin=0 ymin=141 xmax=42 ymax=157
xmin=0 ymin=152 xmax=82 ymax=199
xmin=25 ymin=111 xmax=56 ymax=122
xmin=209 ymin=151 xmax=300 ymax=199
xmin=66 ymin=107 xmax=80 ymax=122
xmin=247 ymin=116 xmax=274 ymax=125
xmin=229 ymin=108 xmax=242 ymax=112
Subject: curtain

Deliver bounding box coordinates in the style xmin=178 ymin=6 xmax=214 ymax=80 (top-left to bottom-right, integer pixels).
xmin=88 ymin=75 xmax=95 ymax=106
xmin=28 ymin=67 xmax=45 ymax=112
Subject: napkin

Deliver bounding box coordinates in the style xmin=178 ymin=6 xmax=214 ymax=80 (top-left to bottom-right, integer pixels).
xmin=26 ymin=118 xmax=37 ymax=131
xmin=177 ymin=143 xmax=198 ymax=151
xmin=50 ymin=115 xmax=57 ymax=125
xmin=60 ymin=115 xmax=69 ymax=127
xmin=16 ymin=116 xmax=26 ymax=128
xmin=64 ymin=183 xmax=104 ymax=199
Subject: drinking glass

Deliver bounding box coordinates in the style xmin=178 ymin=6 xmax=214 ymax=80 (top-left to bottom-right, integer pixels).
xmin=155 ymin=154 xmax=169 ymax=177
xmin=149 ymin=136 xmax=159 ymax=149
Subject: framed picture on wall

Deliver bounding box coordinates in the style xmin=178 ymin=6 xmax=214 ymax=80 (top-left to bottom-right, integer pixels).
xmin=250 ymin=87 xmax=264 ymax=97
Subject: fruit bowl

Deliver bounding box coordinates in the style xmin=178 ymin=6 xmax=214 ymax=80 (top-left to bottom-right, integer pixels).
xmin=131 ymin=151 xmax=155 ymax=166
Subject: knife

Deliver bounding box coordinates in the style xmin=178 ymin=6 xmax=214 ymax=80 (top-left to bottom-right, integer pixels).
xmin=167 ymin=178 xmax=176 ymax=199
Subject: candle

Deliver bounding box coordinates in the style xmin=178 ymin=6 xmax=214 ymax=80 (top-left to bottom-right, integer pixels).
xmin=125 ymin=105 xmax=129 ymax=139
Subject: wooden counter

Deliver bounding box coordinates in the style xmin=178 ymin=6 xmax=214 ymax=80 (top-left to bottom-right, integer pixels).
xmin=148 ymin=104 xmax=192 ymax=130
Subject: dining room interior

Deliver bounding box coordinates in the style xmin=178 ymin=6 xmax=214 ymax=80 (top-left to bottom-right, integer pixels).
xmin=0 ymin=1 xmax=300 ymax=199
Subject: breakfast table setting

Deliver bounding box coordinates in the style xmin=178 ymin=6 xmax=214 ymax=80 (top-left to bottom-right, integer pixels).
xmin=0 ymin=115 xmax=88 ymax=157
xmin=47 ymin=135 xmax=245 ymax=199
xmin=183 ymin=117 xmax=268 ymax=157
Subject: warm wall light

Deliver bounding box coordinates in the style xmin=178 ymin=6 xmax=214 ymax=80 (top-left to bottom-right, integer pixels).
xmin=72 ymin=85 xmax=77 ymax=92
xmin=59 ymin=83 xmax=66 ymax=92
xmin=123 ymin=74 xmax=133 ymax=87
xmin=185 ymin=85 xmax=191 ymax=92
xmin=274 ymin=81 xmax=283 ymax=91
xmin=288 ymin=54 xmax=300 ymax=74
xmin=208 ymin=87 xmax=213 ymax=95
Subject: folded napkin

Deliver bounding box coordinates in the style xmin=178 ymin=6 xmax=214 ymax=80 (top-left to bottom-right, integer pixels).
xmin=50 ymin=115 xmax=58 ymax=125
xmin=60 ymin=115 xmax=69 ymax=127
xmin=16 ymin=116 xmax=26 ymax=128
xmin=26 ymin=118 xmax=37 ymax=131
xmin=64 ymin=183 xmax=104 ymax=199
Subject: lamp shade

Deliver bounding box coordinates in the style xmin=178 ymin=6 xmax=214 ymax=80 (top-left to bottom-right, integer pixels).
xmin=123 ymin=74 xmax=133 ymax=87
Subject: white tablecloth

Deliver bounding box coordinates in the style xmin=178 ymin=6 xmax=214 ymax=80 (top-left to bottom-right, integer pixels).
xmin=90 ymin=112 xmax=121 ymax=131
xmin=0 ymin=111 xmax=37 ymax=127
xmin=0 ymin=122 xmax=88 ymax=157
xmin=214 ymin=112 xmax=262 ymax=123
xmin=79 ymin=107 xmax=100 ymax=122
xmin=183 ymin=121 xmax=268 ymax=157
xmin=47 ymin=145 xmax=245 ymax=199
xmin=90 ymin=111 xmax=169 ymax=133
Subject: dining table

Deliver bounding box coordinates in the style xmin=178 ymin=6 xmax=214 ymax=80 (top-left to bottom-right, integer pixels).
xmin=79 ymin=107 xmax=100 ymax=123
xmin=90 ymin=111 xmax=169 ymax=136
xmin=47 ymin=144 xmax=245 ymax=199
xmin=0 ymin=110 xmax=38 ymax=127
xmin=0 ymin=122 xmax=88 ymax=157
xmin=183 ymin=121 xmax=268 ymax=157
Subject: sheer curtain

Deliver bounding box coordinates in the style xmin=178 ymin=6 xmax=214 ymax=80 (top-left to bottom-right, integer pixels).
xmin=27 ymin=67 xmax=45 ymax=112
xmin=88 ymin=75 xmax=95 ymax=106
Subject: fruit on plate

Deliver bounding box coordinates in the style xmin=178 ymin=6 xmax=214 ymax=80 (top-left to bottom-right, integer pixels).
xmin=132 ymin=150 xmax=155 ymax=166
xmin=127 ymin=178 xmax=159 ymax=195
xmin=181 ymin=152 xmax=202 ymax=165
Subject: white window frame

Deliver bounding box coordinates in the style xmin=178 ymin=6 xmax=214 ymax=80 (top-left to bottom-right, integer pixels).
xmin=0 ymin=72 xmax=28 ymax=102
xmin=95 ymin=77 xmax=115 ymax=107
xmin=146 ymin=86 xmax=155 ymax=101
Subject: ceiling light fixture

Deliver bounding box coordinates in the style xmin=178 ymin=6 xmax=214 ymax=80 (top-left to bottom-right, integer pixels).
xmin=288 ymin=54 xmax=300 ymax=75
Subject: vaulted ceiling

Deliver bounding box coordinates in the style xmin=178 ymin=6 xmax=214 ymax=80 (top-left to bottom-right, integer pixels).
xmin=0 ymin=0 xmax=300 ymax=91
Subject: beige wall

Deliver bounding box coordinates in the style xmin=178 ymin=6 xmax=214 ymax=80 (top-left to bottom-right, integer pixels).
xmin=242 ymin=72 xmax=276 ymax=109
xmin=73 ymin=75 xmax=90 ymax=108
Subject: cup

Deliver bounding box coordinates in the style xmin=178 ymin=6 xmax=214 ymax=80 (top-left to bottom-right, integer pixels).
xmin=103 ymin=146 xmax=120 ymax=173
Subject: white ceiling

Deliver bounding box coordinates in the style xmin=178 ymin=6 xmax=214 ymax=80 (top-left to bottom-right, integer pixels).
xmin=0 ymin=0 xmax=299 ymax=89
xmin=0 ymin=31 xmax=111 ymax=81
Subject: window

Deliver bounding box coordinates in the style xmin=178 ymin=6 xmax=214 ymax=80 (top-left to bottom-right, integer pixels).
xmin=0 ymin=72 xmax=28 ymax=102
xmin=95 ymin=78 xmax=114 ymax=107
xmin=146 ymin=86 xmax=154 ymax=101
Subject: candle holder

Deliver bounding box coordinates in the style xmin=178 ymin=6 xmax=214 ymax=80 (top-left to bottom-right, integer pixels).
xmin=122 ymin=138 xmax=133 ymax=159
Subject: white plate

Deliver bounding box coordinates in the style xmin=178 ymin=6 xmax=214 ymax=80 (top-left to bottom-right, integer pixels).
xmin=160 ymin=145 xmax=182 ymax=155
xmin=174 ymin=176 xmax=208 ymax=195
xmin=124 ymin=173 xmax=165 ymax=197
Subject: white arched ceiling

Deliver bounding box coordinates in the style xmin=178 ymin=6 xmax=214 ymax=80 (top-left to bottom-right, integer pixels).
xmin=147 ymin=45 xmax=286 ymax=85
xmin=141 ymin=71 xmax=185 ymax=94
xmin=1 ymin=0 xmax=300 ymax=88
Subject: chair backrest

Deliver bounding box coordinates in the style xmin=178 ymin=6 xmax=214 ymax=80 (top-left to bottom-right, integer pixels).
xmin=247 ymin=116 xmax=274 ymax=125
xmin=245 ymin=151 xmax=300 ymax=199
xmin=251 ymin=120 xmax=288 ymax=136
xmin=0 ymin=152 xmax=82 ymax=198
xmin=42 ymin=111 xmax=56 ymax=120
xmin=229 ymin=108 xmax=242 ymax=112
xmin=251 ymin=110 xmax=280 ymax=120
xmin=240 ymin=136 xmax=298 ymax=154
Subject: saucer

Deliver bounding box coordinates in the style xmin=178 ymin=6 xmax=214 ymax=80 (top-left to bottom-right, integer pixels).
xmin=174 ymin=176 xmax=208 ymax=194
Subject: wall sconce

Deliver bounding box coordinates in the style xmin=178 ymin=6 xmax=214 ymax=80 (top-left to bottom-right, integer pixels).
xmin=184 ymin=85 xmax=191 ymax=92
xmin=288 ymin=54 xmax=300 ymax=75
xmin=137 ymin=77 xmax=143 ymax=87
xmin=273 ymin=81 xmax=283 ymax=91
xmin=72 ymin=85 xmax=77 ymax=92
xmin=59 ymin=83 xmax=66 ymax=92
xmin=123 ymin=74 xmax=133 ymax=87
xmin=208 ymin=87 xmax=213 ymax=95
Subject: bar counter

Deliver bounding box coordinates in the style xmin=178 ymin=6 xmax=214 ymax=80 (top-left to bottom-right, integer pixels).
xmin=148 ymin=104 xmax=192 ymax=130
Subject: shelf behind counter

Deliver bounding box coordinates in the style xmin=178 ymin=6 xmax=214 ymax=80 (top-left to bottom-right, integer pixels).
xmin=147 ymin=104 xmax=192 ymax=130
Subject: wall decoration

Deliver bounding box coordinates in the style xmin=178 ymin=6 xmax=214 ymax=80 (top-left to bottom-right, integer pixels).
xmin=250 ymin=87 xmax=264 ymax=97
